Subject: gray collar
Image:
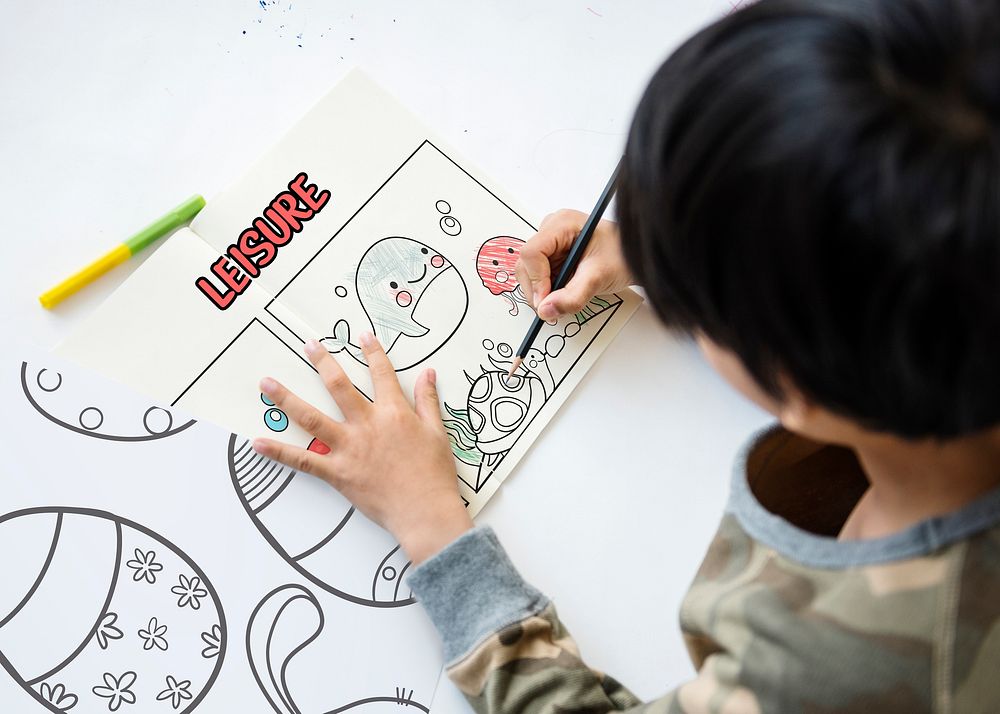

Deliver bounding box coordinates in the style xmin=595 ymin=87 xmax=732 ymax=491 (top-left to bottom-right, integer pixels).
xmin=727 ymin=425 xmax=1000 ymax=568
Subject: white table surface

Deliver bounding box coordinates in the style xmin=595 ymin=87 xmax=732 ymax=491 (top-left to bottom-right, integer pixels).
xmin=1 ymin=1 xmax=770 ymax=711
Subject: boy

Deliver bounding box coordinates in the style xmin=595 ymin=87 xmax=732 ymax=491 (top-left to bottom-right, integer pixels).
xmin=252 ymin=0 xmax=1000 ymax=710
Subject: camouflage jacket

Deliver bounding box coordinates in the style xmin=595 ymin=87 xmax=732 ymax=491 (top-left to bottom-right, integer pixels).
xmin=408 ymin=427 xmax=1000 ymax=713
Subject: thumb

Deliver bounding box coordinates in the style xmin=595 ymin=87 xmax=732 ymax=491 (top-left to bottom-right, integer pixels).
xmin=516 ymin=246 xmax=552 ymax=309
xmin=414 ymin=368 xmax=444 ymax=428
xmin=537 ymin=269 xmax=601 ymax=321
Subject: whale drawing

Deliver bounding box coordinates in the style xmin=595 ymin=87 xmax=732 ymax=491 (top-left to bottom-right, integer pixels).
xmin=321 ymin=237 xmax=468 ymax=371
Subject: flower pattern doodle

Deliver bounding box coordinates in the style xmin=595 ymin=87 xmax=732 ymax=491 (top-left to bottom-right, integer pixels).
xmin=38 ymin=682 xmax=78 ymax=711
xmin=95 ymin=612 xmax=124 ymax=650
xmin=125 ymin=548 xmax=163 ymax=584
xmin=137 ymin=616 xmax=169 ymax=651
xmin=92 ymin=671 xmax=137 ymax=712
xmin=156 ymin=676 xmax=193 ymax=710
xmin=170 ymin=574 xmax=208 ymax=610
xmin=200 ymin=624 xmax=222 ymax=659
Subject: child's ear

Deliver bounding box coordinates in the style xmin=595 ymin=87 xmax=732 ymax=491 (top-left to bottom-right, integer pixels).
xmin=775 ymin=371 xmax=822 ymax=433
xmin=776 ymin=385 xmax=813 ymax=433
xmin=775 ymin=375 xmax=858 ymax=445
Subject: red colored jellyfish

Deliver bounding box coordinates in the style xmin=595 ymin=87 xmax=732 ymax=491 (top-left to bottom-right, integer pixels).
xmin=476 ymin=236 xmax=529 ymax=315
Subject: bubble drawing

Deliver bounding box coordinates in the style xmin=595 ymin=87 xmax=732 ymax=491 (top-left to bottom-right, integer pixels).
xmin=261 ymin=394 xmax=289 ymax=433
xmin=435 ymin=199 xmax=461 ymax=236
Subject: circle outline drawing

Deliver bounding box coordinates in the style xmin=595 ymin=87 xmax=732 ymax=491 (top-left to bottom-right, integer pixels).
xmin=78 ymin=407 xmax=104 ymax=431
xmin=143 ymin=407 xmax=174 ymax=435
xmin=439 ymin=215 xmax=461 ymax=236
xmin=21 ymin=363 xmax=196 ymax=442
xmin=36 ymin=370 xmax=62 ymax=393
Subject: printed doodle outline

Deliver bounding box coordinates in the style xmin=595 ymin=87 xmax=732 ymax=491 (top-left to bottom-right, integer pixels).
xmin=0 ymin=506 xmax=227 ymax=714
xmin=21 ymin=363 xmax=197 ymax=442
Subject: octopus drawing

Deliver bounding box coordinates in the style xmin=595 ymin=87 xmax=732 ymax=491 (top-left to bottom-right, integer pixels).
xmin=475 ymin=236 xmax=528 ymax=315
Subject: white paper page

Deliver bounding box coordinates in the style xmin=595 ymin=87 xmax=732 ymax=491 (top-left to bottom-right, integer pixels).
xmin=58 ymin=69 xmax=642 ymax=515
xmin=1 ymin=344 xmax=442 ymax=713
xmin=56 ymin=228 xmax=271 ymax=406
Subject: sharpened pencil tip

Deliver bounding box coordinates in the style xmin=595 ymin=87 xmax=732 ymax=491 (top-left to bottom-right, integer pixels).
xmin=507 ymin=357 xmax=522 ymax=379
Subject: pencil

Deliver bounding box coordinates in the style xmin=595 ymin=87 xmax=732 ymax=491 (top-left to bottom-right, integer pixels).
xmin=508 ymin=157 xmax=623 ymax=378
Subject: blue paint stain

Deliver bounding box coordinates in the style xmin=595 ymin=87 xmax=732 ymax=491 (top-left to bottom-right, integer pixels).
xmin=259 ymin=0 xmax=265 ymax=7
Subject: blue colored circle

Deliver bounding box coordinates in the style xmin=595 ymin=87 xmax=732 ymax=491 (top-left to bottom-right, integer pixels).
xmin=264 ymin=408 xmax=289 ymax=432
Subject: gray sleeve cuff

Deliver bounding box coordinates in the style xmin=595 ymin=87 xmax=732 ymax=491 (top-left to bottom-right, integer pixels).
xmin=406 ymin=526 xmax=550 ymax=665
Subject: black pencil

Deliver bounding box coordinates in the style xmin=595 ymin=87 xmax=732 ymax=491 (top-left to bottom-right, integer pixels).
xmin=508 ymin=156 xmax=623 ymax=378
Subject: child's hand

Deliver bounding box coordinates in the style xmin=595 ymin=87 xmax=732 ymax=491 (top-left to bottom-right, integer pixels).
xmin=252 ymin=334 xmax=473 ymax=565
xmin=516 ymin=209 xmax=633 ymax=321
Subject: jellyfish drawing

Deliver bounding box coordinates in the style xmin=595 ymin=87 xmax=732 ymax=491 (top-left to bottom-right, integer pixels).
xmin=475 ymin=236 xmax=528 ymax=316
xmin=322 ymin=237 xmax=468 ymax=371
xmin=247 ymin=585 xmax=428 ymax=714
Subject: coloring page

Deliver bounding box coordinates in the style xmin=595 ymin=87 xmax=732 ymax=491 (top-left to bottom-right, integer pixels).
xmin=58 ymin=69 xmax=642 ymax=515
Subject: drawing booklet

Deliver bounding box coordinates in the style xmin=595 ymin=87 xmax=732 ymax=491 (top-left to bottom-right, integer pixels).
xmin=58 ymin=69 xmax=641 ymax=516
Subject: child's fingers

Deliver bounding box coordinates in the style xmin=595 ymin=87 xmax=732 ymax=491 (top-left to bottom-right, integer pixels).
xmin=259 ymin=377 xmax=343 ymax=445
xmin=252 ymin=437 xmax=330 ymax=480
xmin=518 ymin=211 xmax=585 ymax=307
xmin=303 ymin=339 xmax=367 ymax=419
xmin=514 ymin=260 xmax=543 ymax=309
xmin=413 ymin=368 xmax=444 ymax=429
xmin=537 ymin=263 xmax=601 ymax=321
xmin=358 ymin=332 xmax=405 ymax=405
xmin=516 ymin=243 xmax=551 ymax=309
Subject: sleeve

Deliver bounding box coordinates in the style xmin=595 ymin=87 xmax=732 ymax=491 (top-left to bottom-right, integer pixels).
xmin=407 ymin=526 xmax=684 ymax=714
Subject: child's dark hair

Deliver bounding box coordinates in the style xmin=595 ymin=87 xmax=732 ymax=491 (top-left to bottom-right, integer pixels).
xmin=618 ymin=0 xmax=1000 ymax=438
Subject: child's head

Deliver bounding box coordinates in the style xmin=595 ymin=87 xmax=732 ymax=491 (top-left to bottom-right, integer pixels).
xmin=618 ymin=0 xmax=1000 ymax=440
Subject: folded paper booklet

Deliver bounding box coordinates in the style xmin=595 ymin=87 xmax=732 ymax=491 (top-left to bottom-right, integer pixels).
xmin=59 ymin=69 xmax=641 ymax=516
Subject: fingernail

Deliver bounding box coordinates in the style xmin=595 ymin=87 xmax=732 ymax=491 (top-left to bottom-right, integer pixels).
xmin=427 ymin=367 xmax=437 ymax=385
xmin=359 ymin=331 xmax=375 ymax=349
xmin=260 ymin=377 xmax=277 ymax=395
xmin=304 ymin=339 xmax=322 ymax=357
xmin=252 ymin=438 xmax=270 ymax=455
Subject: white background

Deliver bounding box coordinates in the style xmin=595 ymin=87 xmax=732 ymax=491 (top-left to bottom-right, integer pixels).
xmin=1 ymin=1 xmax=770 ymax=711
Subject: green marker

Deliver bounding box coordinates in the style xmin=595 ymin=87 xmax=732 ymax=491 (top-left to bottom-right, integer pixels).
xmin=40 ymin=195 xmax=206 ymax=309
